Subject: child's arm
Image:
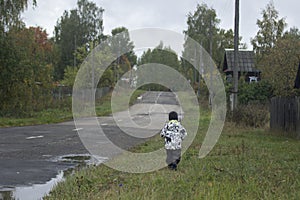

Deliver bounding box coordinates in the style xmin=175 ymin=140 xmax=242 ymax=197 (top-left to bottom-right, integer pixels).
xmin=160 ymin=123 xmax=167 ymax=137
xmin=180 ymin=126 xmax=187 ymax=140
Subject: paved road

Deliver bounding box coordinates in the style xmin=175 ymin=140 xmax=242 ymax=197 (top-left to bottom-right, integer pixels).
xmin=0 ymin=91 xmax=180 ymax=190
xmin=137 ymin=91 xmax=179 ymax=105
xmin=0 ymin=123 xmax=87 ymax=186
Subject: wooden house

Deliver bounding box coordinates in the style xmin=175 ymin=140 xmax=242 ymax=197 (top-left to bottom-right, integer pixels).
xmin=222 ymin=49 xmax=261 ymax=82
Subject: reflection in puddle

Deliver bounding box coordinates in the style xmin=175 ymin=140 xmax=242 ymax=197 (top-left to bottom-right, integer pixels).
xmin=0 ymin=154 xmax=107 ymax=200
xmin=0 ymin=171 xmax=64 ymax=200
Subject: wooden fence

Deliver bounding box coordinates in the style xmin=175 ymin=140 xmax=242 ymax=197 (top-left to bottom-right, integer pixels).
xmin=53 ymin=86 xmax=110 ymax=100
xmin=270 ymin=97 xmax=300 ymax=138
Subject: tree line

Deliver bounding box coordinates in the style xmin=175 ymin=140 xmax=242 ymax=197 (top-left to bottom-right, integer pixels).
xmin=0 ymin=0 xmax=299 ymax=117
xmin=0 ymin=0 xmax=136 ymax=116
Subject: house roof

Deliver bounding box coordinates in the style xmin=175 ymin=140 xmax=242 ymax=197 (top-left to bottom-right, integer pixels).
xmin=223 ymin=49 xmax=261 ymax=73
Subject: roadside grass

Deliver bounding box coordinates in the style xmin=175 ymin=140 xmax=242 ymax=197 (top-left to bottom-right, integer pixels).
xmin=0 ymin=107 xmax=73 ymax=127
xmin=45 ymin=110 xmax=300 ymax=200
xmin=0 ymin=90 xmax=145 ymax=127
xmin=95 ymin=89 xmax=145 ymax=116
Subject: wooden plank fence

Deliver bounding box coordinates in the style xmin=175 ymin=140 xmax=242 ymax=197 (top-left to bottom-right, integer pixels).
xmin=270 ymin=97 xmax=300 ymax=138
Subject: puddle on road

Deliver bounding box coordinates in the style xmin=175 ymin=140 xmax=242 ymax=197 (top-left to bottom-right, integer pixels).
xmin=0 ymin=171 xmax=64 ymax=200
xmin=0 ymin=154 xmax=107 ymax=200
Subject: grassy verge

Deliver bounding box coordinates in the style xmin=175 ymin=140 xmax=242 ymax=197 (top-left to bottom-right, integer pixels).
xmin=0 ymin=107 xmax=73 ymax=127
xmin=45 ymin=110 xmax=300 ymax=199
xmin=0 ymin=90 xmax=145 ymax=127
xmin=95 ymin=89 xmax=145 ymax=116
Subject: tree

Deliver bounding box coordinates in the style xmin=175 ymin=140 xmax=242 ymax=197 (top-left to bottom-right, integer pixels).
xmin=138 ymin=42 xmax=181 ymax=69
xmin=111 ymin=27 xmax=136 ymax=65
xmin=61 ymin=27 xmax=137 ymax=89
xmin=0 ymin=27 xmax=54 ymax=116
xmin=182 ymin=3 xmax=246 ymax=87
xmin=251 ymin=1 xmax=286 ymax=59
xmin=137 ymin=42 xmax=181 ymax=91
xmin=214 ymin=28 xmax=247 ymax=66
xmin=61 ymin=66 xmax=79 ymax=87
xmin=183 ymin=3 xmax=219 ymax=59
xmin=0 ymin=0 xmax=36 ymax=32
xmin=61 ymin=41 xmax=114 ymax=88
xmin=77 ymin=0 xmax=104 ymax=42
xmin=54 ymin=0 xmax=104 ymax=80
xmin=252 ymin=2 xmax=299 ymax=97
xmin=0 ymin=1 xmax=57 ymax=116
xmin=260 ymin=28 xmax=300 ymax=96
xmin=110 ymin=27 xmax=137 ymax=84
xmin=184 ymin=3 xmax=218 ymax=44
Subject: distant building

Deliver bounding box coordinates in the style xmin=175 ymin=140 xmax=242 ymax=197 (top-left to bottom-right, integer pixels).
xmin=222 ymin=49 xmax=261 ymax=83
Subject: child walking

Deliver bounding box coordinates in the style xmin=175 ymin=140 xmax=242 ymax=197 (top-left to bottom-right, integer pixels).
xmin=160 ymin=111 xmax=187 ymax=170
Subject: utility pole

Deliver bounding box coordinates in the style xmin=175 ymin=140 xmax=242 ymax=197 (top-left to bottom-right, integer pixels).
xmin=198 ymin=42 xmax=203 ymax=97
xmin=233 ymin=0 xmax=239 ymax=111
xmin=209 ymin=17 xmax=213 ymax=106
xmin=91 ymin=21 xmax=96 ymax=95
xmin=74 ymin=35 xmax=77 ymax=68
xmin=193 ymin=47 xmax=197 ymax=93
xmin=116 ymin=40 xmax=120 ymax=82
xmin=92 ymin=41 xmax=95 ymax=93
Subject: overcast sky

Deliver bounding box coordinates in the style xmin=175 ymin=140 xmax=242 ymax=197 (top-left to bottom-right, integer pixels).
xmin=22 ymin=0 xmax=300 ymax=49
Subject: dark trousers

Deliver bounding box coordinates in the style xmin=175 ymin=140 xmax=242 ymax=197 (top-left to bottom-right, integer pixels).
xmin=166 ymin=149 xmax=181 ymax=170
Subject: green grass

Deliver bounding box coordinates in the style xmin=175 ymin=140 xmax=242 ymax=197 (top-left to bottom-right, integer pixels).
xmin=44 ymin=110 xmax=300 ymax=200
xmin=95 ymin=89 xmax=145 ymax=116
xmin=0 ymin=90 xmax=145 ymax=127
xmin=0 ymin=108 xmax=73 ymax=127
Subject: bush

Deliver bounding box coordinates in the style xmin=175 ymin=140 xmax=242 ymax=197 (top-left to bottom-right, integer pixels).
xmin=238 ymin=80 xmax=273 ymax=104
xmin=227 ymin=103 xmax=269 ymax=128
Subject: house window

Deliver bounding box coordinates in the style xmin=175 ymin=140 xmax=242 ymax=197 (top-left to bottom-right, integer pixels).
xmin=249 ymin=76 xmax=258 ymax=83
